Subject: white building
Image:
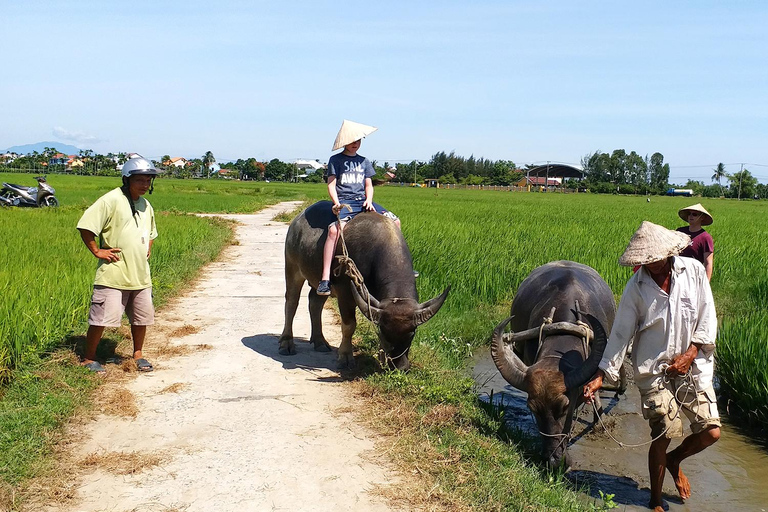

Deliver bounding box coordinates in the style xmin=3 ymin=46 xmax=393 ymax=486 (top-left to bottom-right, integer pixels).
xmin=293 ymin=159 xmax=325 ymax=175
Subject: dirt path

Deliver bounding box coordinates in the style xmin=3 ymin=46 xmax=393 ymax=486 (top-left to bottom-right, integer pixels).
xmin=52 ymin=202 xmax=399 ymax=512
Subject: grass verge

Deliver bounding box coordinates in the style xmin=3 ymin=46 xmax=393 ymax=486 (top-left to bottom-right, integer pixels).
xmin=348 ymin=321 xmax=610 ymax=511
xmin=0 ymin=351 xmax=99 ymax=510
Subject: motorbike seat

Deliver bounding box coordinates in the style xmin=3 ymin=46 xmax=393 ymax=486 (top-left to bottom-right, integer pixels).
xmin=4 ymin=184 xmax=33 ymax=191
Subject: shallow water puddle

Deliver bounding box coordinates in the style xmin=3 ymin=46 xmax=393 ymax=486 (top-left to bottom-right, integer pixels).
xmin=472 ymin=348 xmax=768 ymax=512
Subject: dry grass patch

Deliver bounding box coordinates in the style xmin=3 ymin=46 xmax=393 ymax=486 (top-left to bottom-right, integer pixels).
xmin=93 ymin=385 xmax=138 ymax=418
xmin=158 ymin=383 xmax=189 ymax=394
xmin=151 ymin=340 xmax=193 ymax=358
xmin=168 ymin=324 xmax=199 ymax=338
xmin=346 ymin=380 xmax=469 ymax=512
xmin=0 ymin=481 xmax=14 ymax=512
xmin=79 ymin=450 xmax=168 ymax=475
xmin=421 ymin=404 xmax=460 ymax=428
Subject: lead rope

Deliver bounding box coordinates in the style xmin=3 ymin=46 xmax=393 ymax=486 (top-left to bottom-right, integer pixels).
xmin=331 ymin=204 xmax=392 ymax=366
xmin=588 ymin=369 xmax=698 ymax=448
xmin=331 ymin=203 xmax=371 ymax=314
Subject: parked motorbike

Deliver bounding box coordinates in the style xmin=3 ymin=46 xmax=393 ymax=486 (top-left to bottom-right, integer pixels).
xmin=0 ymin=176 xmax=59 ymax=207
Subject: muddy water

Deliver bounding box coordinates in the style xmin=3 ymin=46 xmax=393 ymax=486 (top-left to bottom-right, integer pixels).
xmin=472 ymin=348 xmax=768 ymax=512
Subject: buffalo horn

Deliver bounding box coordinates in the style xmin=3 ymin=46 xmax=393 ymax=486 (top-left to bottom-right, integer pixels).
xmin=490 ymin=316 xmax=529 ymax=392
xmin=413 ymin=286 xmax=451 ymax=326
xmin=563 ymin=313 xmax=608 ymax=390
xmin=350 ymin=281 xmax=382 ymax=324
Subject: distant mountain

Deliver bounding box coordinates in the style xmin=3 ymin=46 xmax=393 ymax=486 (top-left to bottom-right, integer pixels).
xmin=4 ymin=141 xmax=82 ymax=156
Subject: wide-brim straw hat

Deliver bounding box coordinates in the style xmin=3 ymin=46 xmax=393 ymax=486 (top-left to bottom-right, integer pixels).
xmin=332 ymin=120 xmax=378 ymax=151
xmin=678 ymin=203 xmax=713 ymax=226
xmin=618 ymin=221 xmax=691 ymax=267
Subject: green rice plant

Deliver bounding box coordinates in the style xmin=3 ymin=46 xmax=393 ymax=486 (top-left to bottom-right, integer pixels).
xmin=716 ymin=313 xmax=768 ymax=426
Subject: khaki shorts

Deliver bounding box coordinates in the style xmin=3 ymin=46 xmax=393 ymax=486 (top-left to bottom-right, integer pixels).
xmin=88 ymin=286 xmax=154 ymax=327
xmin=640 ymin=379 xmax=721 ymax=439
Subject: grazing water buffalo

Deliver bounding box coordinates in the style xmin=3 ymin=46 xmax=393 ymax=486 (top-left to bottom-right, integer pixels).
xmin=280 ymin=201 xmax=449 ymax=370
xmin=491 ymin=260 xmax=615 ymax=470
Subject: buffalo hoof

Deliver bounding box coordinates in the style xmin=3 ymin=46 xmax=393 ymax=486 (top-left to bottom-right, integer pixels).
xmin=278 ymin=339 xmax=296 ymax=356
xmin=337 ymin=353 xmax=356 ymax=370
xmin=311 ymin=338 xmax=332 ymax=352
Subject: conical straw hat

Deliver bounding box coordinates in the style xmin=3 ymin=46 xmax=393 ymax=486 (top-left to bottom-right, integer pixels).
xmin=678 ymin=203 xmax=713 ymax=226
xmin=618 ymin=221 xmax=691 ymax=267
xmin=332 ymin=120 xmax=378 ymax=151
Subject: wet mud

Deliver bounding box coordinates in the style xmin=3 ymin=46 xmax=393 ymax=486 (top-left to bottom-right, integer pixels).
xmin=473 ymin=348 xmax=768 ymax=512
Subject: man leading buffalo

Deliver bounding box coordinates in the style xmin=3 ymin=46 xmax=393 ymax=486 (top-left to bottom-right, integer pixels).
xmin=583 ymin=221 xmax=720 ymax=512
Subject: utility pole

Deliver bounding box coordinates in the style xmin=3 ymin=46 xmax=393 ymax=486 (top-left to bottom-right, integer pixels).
xmin=738 ymin=163 xmax=744 ymax=200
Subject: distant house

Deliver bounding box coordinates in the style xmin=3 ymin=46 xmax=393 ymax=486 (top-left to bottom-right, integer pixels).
xmin=293 ymin=159 xmax=326 ymax=174
xmin=164 ymin=157 xmax=187 ymax=168
xmin=516 ymin=176 xmax=562 ymax=188
xmin=48 ymin=153 xmax=69 ymax=166
xmin=66 ymin=156 xmax=84 ymax=171
xmin=0 ymin=152 xmax=19 ymax=164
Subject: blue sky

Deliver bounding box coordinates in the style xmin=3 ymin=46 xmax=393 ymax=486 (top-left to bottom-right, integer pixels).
xmin=2 ymin=1 xmax=766 ymax=183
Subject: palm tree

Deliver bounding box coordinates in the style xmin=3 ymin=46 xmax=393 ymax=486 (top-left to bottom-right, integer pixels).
xmin=711 ymin=162 xmax=728 ymax=197
xmin=202 ymin=151 xmax=216 ymax=178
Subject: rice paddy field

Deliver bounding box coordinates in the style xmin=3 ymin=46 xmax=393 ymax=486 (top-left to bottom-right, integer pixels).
xmin=374 ymin=186 xmax=768 ymax=427
xmin=1 ymin=173 xmax=766 ymax=509
xmin=1 ymin=175 xmax=766 ymax=421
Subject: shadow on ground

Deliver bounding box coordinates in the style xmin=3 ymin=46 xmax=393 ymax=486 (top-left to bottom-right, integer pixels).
xmin=241 ymin=334 xmax=380 ymax=381
xmin=63 ymin=334 xmax=119 ymax=362
xmin=567 ymin=469 xmax=682 ymax=510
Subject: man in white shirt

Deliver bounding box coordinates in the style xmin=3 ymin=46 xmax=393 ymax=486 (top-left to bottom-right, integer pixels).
xmin=583 ymin=221 xmax=720 ymax=512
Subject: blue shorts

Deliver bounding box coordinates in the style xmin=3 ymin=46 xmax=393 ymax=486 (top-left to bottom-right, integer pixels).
xmin=337 ymin=199 xmax=399 ymax=222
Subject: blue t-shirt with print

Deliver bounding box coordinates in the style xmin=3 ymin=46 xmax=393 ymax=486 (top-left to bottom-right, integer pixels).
xmin=325 ymin=153 xmax=375 ymax=201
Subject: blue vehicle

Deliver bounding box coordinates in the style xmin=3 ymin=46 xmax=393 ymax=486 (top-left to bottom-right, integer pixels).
xmin=666 ymin=188 xmax=694 ymax=197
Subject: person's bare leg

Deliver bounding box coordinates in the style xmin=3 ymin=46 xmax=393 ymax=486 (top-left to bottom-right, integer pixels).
xmin=83 ymin=325 xmax=105 ymax=364
xmin=649 ymin=436 xmax=671 ymax=510
xmin=321 ymin=222 xmax=340 ymax=281
xmin=666 ymin=426 xmax=720 ymax=500
xmin=131 ymin=325 xmax=147 ymax=360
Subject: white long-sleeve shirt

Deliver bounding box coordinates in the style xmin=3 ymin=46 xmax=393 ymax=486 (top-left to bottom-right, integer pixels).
xmin=599 ymin=256 xmax=717 ymax=390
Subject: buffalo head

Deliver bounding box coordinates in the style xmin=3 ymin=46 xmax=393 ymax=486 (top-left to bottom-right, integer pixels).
xmin=490 ymin=313 xmax=607 ymax=469
xmin=352 ymin=282 xmax=450 ymax=371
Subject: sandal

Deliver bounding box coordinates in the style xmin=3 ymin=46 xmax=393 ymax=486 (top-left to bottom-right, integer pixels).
xmin=135 ymin=358 xmax=154 ymax=372
xmin=84 ymin=361 xmax=106 ymax=374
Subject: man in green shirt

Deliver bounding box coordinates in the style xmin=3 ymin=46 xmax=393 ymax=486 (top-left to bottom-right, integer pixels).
xmin=77 ymin=156 xmax=159 ymax=373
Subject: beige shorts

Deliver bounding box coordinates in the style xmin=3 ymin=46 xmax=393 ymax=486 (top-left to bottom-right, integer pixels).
xmin=88 ymin=286 xmax=154 ymax=327
xmin=640 ymin=379 xmax=721 ymax=439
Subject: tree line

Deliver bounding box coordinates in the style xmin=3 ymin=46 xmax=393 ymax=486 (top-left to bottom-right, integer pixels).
xmin=2 ymin=146 xmax=765 ymax=199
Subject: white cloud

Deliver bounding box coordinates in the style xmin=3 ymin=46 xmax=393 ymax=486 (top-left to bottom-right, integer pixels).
xmin=52 ymin=126 xmax=105 ymax=144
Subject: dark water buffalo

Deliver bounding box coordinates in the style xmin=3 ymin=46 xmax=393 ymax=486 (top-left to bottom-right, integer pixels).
xmin=280 ymin=201 xmax=449 ymax=370
xmin=491 ymin=260 xmax=615 ymax=470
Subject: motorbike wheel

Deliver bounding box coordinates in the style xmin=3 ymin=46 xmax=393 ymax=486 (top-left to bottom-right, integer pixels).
xmin=41 ymin=196 xmax=59 ymax=207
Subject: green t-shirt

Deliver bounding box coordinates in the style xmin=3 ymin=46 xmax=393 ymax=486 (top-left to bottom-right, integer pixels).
xmin=77 ymin=187 xmax=158 ymax=290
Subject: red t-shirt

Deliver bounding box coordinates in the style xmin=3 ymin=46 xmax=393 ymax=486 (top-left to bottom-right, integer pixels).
xmin=676 ymin=226 xmax=714 ymax=266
